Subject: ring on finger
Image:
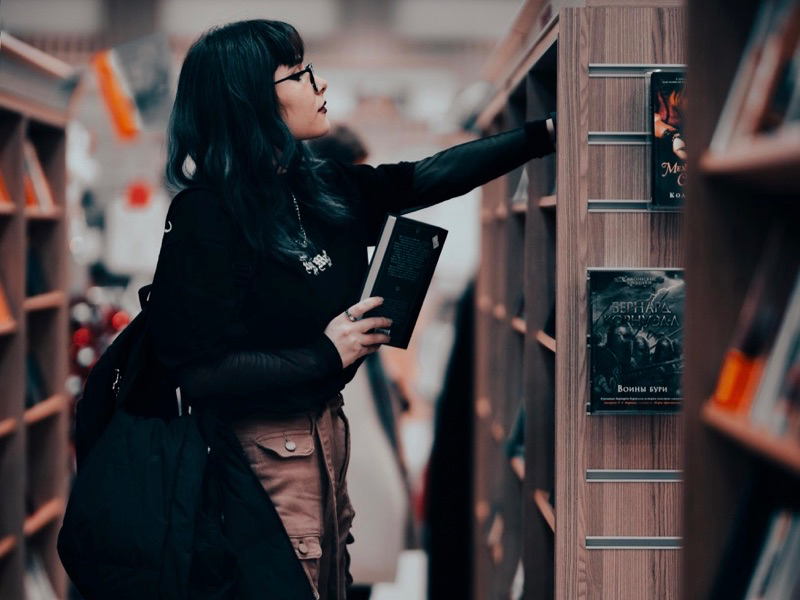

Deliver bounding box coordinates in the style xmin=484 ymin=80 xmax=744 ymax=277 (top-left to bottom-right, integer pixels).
xmin=344 ymin=308 xmax=357 ymax=322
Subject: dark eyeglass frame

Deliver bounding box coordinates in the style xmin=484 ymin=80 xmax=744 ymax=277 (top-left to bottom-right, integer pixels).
xmin=274 ymin=63 xmax=318 ymax=93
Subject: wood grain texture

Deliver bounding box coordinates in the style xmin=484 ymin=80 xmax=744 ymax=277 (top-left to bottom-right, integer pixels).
xmin=588 ymin=78 xmax=650 ymax=133
xmin=585 ymin=550 xmax=681 ymax=600
xmin=587 ymin=146 xmax=649 ymax=201
xmin=585 ymin=482 xmax=682 ymax=536
xmin=556 ymin=7 xmax=686 ymax=600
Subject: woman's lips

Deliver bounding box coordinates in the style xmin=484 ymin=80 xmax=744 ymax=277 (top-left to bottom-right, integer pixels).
xmin=319 ymin=102 xmax=327 ymax=113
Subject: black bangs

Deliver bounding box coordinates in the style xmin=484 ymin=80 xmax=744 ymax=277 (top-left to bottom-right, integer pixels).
xmin=265 ymin=20 xmax=304 ymax=66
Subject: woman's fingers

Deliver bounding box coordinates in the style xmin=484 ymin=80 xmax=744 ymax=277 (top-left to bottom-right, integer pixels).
xmin=345 ymin=296 xmax=383 ymax=320
xmin=362 ymin=332 xmax=391 ymax=347
xmin=358 ymin=316 xmax=392 ymax=333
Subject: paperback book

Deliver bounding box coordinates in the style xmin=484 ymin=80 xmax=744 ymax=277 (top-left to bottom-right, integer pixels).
xmin=359 ymin=214 xmax=447 ymax=349
xmin=649 ymin=70 xmax=687 ymax=210
xmin=587 ymin=269 xmax=685 ymax=413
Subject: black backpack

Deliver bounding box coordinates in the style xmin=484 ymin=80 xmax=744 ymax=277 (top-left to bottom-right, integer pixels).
xmin=59 ymin=202 xmax=252 ymax=599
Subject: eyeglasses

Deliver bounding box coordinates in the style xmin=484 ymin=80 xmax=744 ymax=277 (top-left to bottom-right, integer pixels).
xmin=274 ymin=63 xmax=318 ymax=93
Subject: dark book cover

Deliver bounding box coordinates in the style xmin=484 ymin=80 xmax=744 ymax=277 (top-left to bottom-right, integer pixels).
xmin=587 ymin=269 xmax=685 ymax=414
xmin=360 ymin=214 xmax=448 ymax=349
xmin=650 ymin=70 xmax=687 ymax=210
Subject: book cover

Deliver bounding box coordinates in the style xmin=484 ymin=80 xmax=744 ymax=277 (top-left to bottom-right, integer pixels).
xmin=0 ymin=281 xmax=12 ymax=323
xmin=650 ymin=70 xmax=687 ymax=210
xmin=711 ymin=224 xmax=800 ymax=413
xmin=22 ymin=140 xmax=55 ymax=211
xmin=359 ymin=214 xmax=448 ymax=349
xmin=587 ymin=269 xmax=685 ymax=414
xmin=0 ymin=168 xmax=11 ymax=205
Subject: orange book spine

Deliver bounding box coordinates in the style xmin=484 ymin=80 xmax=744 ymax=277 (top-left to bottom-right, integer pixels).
xmin=712 ymin=349 xmax=760 ymax=412
xmin=92 ymin=50 xmax=139 ymax=140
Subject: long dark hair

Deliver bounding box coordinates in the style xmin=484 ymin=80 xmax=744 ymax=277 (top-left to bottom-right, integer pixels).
xmin=165 ymin=19 xmax=352 ymax=264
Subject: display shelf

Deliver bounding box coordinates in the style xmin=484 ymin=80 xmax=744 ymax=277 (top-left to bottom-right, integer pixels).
xmin=534 ymin=489 xmax=556 ymax=532
xmin=701 ymin=404 xmax=800 ymax=477
xmin=0 ymin=417 xmax=18 ymax=440
xmin=492 ymin=303 xmax=507 ymax=321
xmin=539 ymin=194 xmax=557 ymax=209
xmin=511 ymin=317 xmax=527 ymax=335
xmin=23 ymin=394 xmax=66 ymax=426
xmin=511 ymin=202 xmax=528 ymax=215
xmin=23 ymin=290 xmax=66 ymax=313
xmin=700 ymin=128 xmax=800 ymax=193
xmin=23 ymin=497 xmax=65 ymax=538
xmin=0 ymin=204 xmax=15 ymax=216
xmin=24 ymin=207 xmax=63 ymax=221
xmin=535 ymin=329 xmax=556 ymax=353
xmin=0 ymin=536 xmax=17 ymax=562
xmin=0 ymin=320 xmax=17 ymax=337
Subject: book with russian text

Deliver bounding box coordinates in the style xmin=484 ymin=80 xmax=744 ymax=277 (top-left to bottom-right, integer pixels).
xmin=359 ymin=214 xmax=448 ymax=349
xmin=587 ymin=268 xmax=685 ymax=413
xmin=649 ymin=70 xmax=687 ymax=210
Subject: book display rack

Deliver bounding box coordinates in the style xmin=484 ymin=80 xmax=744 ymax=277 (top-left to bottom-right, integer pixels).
xmin=0 ymin=33 xmax=78 ymax=600
xmin=684 ymin=0 xmax=800 ymax=597
xmin=473 ymin=2 xmax=685 ymax=598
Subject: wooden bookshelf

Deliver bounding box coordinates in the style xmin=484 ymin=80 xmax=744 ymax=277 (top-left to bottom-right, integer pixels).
xmin=539 ymin=194 xmax=557 ymax=209
xmin=23 ymin=497 xmax=65 ymax=538
xmin=474 ymin=4 xmax=685 ymax=599
xmin=511 ymin=317 xmax=528 ymax=335
xmin=533 ymin=489 xmax=556 ymax=532
xmin=535 ymin=330 xmax=556 ymax=353
xmin=0 ymin=34 xmax=74 ymax=600
xmin=701 ymin=404 xmax=800 ymax=475
xmin=683 ymin=1 xmax=800 ymax=598
xmin=0 ymin=535 xmax=17 ymax=562
xmin=23 ymin=290 xmax=66 ymax=313
xmin=0 ymin=417 xmax=18 ymax=440
xmin=511 ymin=202 xmax=528 ymax=215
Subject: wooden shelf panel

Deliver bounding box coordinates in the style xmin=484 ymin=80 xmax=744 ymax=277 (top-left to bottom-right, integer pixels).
xmin=0 ymin=534 xmax=17 ymax=561
xmin=702 ymin=403 xmax=800 ymax=476
xmin=24 ymin=394 xmax=66 ymax=426
xmin=23 ymin=290 xmax=66 ymax=312
xmin=511 ymin=202 xmax=528 ymax=215
xmin=539 ymin=194 xmax=557 ymax=209
xmin=700 ymin=127 xmax=800 ymax=193
xmin=0 ymin=319 xmax=17 ymax=337
xmin=533 ymin=489 xmax=555 ymax=532
xmin=0 ymin=203 xmax=16 ymax=216
xmin=535 ymin=330 xmax=556 ymax=353
xmin=23 ymin=497 xmax=65 ymax=538
xmin=0 ymin=417 xmax=18 ymax=440
xmin=493 ymin=303 xmax=508 ymax=321
xmin=511 ymin=317 xmax=527 ymax=335
xmin=24 ymin=206 xmax=63 ymax=221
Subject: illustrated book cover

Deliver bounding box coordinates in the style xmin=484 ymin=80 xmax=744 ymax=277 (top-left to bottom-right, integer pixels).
xmin=649 ymin=70 xmax=687 ymax=210
xmin=587 ymin=269 xmax=685 ymax=413
xmin=359 ymin=214 xmax=447 ymax=349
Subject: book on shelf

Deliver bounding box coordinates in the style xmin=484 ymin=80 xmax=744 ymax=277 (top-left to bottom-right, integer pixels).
xmin=587 ymin=268 xmax=685 ymax=414
xmin=0 ymin=168 xmax=12 ymax=205
xmin=711 ymin=225 xmax=800 ymax=414
xmin=710 ymin=0 xmax=800 ymax=153
xmin=22 ymin=140 xmax=55 ymax=212
xmin=359 ymin=214 xmax=448 ymax=349
xmin=0 ymin=280 xmax=12 ymax=323
xmin=742 ymin=508 xmax=800 ymax=600
xmin=749 ymin=268 xmax=800 ymax=437
xmin=649 ymin=69 xmax=687 ymax=210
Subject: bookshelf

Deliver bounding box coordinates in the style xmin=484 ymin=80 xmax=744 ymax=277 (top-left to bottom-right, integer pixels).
xmin=684 ymin=0 xmax=800 ymax=597
xmin=0 ymin=33 xmax=77 ymax=600
xmin=473 ymin=2 xmax=685 ymax=599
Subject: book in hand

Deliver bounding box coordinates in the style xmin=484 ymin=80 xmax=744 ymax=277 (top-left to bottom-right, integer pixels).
xmin=359 ymin=214 xmax=448 ymax=349
xmin=649 ymin=69 xmax=686 ymax=210
xmin=587 ymin=268 xmax=685 ymax=414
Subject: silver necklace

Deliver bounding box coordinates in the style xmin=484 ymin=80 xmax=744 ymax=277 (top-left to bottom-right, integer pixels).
xmin=291 ymin=193 xmax=332 ymax=276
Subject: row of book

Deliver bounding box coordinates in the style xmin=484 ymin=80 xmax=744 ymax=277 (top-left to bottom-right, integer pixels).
xmin=741 ymin=508 xmax=800 ymax=599
xmin=711 ymin=223 xmax=800 ymax=442
xmin=0 ymin=140 xmax=57 ymax=211
xmin=710 ymin=0 xmax=800 ymax=154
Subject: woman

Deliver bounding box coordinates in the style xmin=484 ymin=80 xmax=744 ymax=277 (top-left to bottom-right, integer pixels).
xmin=148 ymin=19 xmax=555 ymax=600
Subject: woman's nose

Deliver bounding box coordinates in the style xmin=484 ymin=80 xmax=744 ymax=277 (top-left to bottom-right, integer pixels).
xmin=316 ymin=75 xmax=328 ymax=94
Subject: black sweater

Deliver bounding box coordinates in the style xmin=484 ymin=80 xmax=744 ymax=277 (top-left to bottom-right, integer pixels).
xmin=147 ymin=122 xmax=554 ymax=418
